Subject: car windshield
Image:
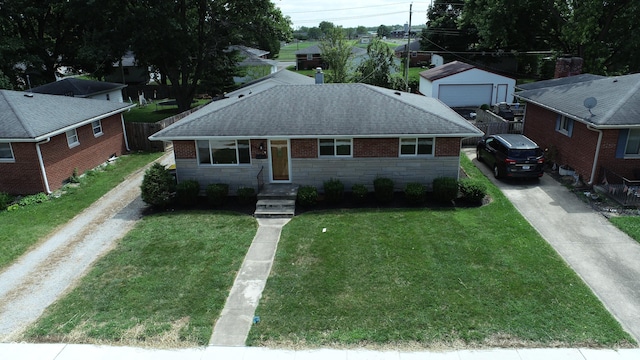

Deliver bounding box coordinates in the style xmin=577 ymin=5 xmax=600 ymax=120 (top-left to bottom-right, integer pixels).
xmin=509 ymin=148 xmax=542 ymax=159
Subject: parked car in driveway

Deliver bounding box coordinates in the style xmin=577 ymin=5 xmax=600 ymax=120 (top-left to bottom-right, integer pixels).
xmin=476 ymin=134 xmax=544 ymax=178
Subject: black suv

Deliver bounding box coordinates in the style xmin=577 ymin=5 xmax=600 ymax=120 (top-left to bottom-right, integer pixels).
xmin=476 ymin=134 xmax=544 ymax=178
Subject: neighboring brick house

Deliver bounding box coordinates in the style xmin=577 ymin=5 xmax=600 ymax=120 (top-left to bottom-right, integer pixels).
xmin=149 ymin=71 xmax=483 ymax=193
xmin=0 ymin=90 xmax=134 ymax=195
xmin=294 ymin=45 xmax=367 ymax=70
xmin=31 ymin=78 xmax=127 ymax=102
xmin=516 ymin=73 xmax=640 ymax=186
xmin=394 ymin=40 xmax=431 ymax=67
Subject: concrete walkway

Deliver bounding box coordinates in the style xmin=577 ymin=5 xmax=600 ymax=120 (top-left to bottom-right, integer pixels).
xmin=463 ymin=148 xmax=640 ymax=342
xmin=209 ymin=218 xmax=290 ymax=346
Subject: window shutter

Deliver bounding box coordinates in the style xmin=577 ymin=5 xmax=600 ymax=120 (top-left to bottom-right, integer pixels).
xmin=555 ymin=114 xmax=561 ymax=131
xmin=616 ymin=129 xmax=629 ymax=159
xmin=567 ymin=118 xmax=574 ymax=137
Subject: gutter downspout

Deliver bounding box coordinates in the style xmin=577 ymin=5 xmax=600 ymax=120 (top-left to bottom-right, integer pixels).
xmin=36 ymin=138 xmax=52 ymax=194
xmin=121 ymin=113 xmax=130 ymax=152
xmin=587 ymin=125 xmax=603 ymax=185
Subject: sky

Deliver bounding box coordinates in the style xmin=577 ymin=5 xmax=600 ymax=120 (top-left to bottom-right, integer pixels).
xmin=274 ymin=1 xmax=431 ymax=29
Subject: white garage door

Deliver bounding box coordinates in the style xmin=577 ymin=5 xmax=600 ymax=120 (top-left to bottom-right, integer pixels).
xmin=438 ymin=84 xmax=493 ymax=107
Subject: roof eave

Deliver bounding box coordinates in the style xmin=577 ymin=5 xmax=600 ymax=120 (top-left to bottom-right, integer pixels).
xmin=149 ymin=132 xmax=484 ymax=142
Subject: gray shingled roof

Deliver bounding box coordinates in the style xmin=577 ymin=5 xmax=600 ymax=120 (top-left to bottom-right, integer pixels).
xmin=419 ymin=61 xmax=475 ymax=81
xmin=394 ymin=40 xmax=421 ymax=52
xmin=30 ymin=78 xmax=127 ymax=98
xmin=0 ymin=90 xmax=133 ymax=141
xmin=516 ymin=74 xmax=606 ymax=91
xmin=150 ymin=84 xmax=483 ymax=140
xmin=515 ymin=73 xmax=640 ymax=127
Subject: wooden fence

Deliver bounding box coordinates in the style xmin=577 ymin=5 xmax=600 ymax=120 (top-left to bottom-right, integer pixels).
xmin=462 ymin=109 xmax=524 ymax=147
xmin=125 ymin=102 xmax=210 ymax=152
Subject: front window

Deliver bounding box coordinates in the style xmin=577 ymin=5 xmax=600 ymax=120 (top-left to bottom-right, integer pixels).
xmin=307 ymin=54 xmax=313 ymax=60
xmin=319 ymin=138 xmax=352 ymax=157
xmin=0 ymin=143 xmax=15 ymax=162
xmin=400 ymin=138 xmax=434 ymax=156
xmin=625 ymin=129 xmax=640 ymax=155
xmin=197 ymin=139 xmax=251 ymax=165
xmin=66 ymin=129 xmax=79 ymax=148
xmin=556 ymin=115 xmax=573 ymax=136
xmin=92 ymin=120 xmax=103 ymax=136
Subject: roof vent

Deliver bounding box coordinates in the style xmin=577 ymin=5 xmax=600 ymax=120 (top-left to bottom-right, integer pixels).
xmin=24 ymin=93 xmax=34 ymax=98
xmin=238 ymin=94 xmax=245 ymax=98
xmin=394 ymin=91 xmax=401 ymax=96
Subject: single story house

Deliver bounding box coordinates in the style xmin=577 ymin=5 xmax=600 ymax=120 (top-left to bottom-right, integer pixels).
xmin=0 ymin=90 xmax=134 ymax=195
xmin=516 ymin=73 xmax=640 ymax=185
xmin=419 ymin=61 xmax=516 ymax=107
xmin=149 ymin=71 xmax=483 ymax=193
xmin=294 ymin=45 xmax=367 ymax=70
xmin=229 ymin=45 xmax=278 ymax=84
xmin=30 ymin=78 xmax=127 ymax=102
xmin=394 ymin=41 xmax=432 ymax=67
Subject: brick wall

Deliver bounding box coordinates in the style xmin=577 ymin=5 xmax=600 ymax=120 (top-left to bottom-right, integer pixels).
xmin=291 ymin=139 xmax=317 ymax=158
xmin=435 ymin=138 xmax=463 ymax=156
xmin=353 ymin=138 xmax=398 ymax=157
xmin=39 ymin=113 xmax=126 ymax=193
xmin=596 ymin=130 xmax=640 ymax=180
xmin=0 ymin=143 xmax=46 ymax=195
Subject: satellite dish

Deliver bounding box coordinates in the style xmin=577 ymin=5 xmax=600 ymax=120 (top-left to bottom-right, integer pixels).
xmin=584 ymin=97 xmax=597 ymax=116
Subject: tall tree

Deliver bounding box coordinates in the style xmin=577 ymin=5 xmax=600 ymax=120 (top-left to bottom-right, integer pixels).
xmin=420 ymin=0 xmax=477 ymax=52
xmin=353 ymin=38 xmax=401 ymax=89
xmin=377 ymin=25 xmax=391 ymax=38
xmin=319 ymin=21 xmax=335 ymax=37
xmin=319 ymin=27 xmax=353 ymax=83
xmin=122 ymin=0 xmax=291 ymax=111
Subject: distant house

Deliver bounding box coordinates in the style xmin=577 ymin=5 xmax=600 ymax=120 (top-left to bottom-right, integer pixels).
xmin=149 ymin=70 xmax=483 ymax=193
xmin=516 ymin=73 xmax=640 ymax=188
xmin=228 ymin=45 xmax=278 ymax=84
xmin=105 ymin=51 xmax=150 ymax=85
xmin=394 ymin=41 xmax=432 ymax=67
xmin=30 ymin=78 xmax=127 ymax=102
xmin=0 ymin=90 xmax=134 ymax=194
xmin=294 ymin=45 xmax=367 ymax=70
xmin=419 ymin=61 xmax=516 ymax=107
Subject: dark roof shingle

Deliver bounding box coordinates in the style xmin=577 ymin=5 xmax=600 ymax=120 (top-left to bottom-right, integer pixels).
xmin=30 ymin=78 xmax=126 ymax=97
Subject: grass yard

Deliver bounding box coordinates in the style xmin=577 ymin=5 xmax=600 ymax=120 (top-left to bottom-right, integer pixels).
xmin=278 ymin=41 xmax=319 ymax=61
xmin=0 ymin=152 xmax=163 ymax=270
xmin=610 ymin=216 xmax=640 ymax=244
xmin=246 ymin=156 xmax=635 ymax=349
xmin=23 ymin=211 xmax=257 ymax=347
xmin=123 ymin=99 xmax=210 ymax=123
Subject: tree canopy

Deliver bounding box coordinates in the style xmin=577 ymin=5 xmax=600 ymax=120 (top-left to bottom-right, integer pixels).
xmin=353 ymin=38 xmax=401 ymax=89
xmin=319 ymin=27 xmax=353 ymax=83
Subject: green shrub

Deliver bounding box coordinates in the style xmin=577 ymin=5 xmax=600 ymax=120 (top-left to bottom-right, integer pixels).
xmin=206 ymin=183 xmax=229 ymax=207
xmin=459 ymin=178 xmax=487 ymax=204
xmin=140 ymin=163 xmax=176 ymax=208
xmin=175 ymin=179 xmax=200 ymax=205
xmin=433 ymin=177 xmax=458 ymax=203
xmin=351 ymin=184 xmax=368 ymax=203
xmin=18 ymin=192 xmax=50 ymax=206
xmin=237 ymin=187 xmax=256 ymax=205
xmin=68 ymin=167 xmax=81 ymax=184
xmin=0 ymin=192 xmax=13 ymax=210
xmin=480 ymin=104 xmax=490 ymax=110
xmin=373 ymin=177 xmax=394 ymax=204
xmin=323 ymin=178 xmax=344 ymax=204
xmin=404 ymin=182 xmax=426 ymax=205
xmin=297 ymin=185 xmax=317 ymax=207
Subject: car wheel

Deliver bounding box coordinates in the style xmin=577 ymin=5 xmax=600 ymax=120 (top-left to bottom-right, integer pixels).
xmin=476 ymin=148 xmax=483 ymax=162
xmin=493 ymin=164 xmax=502 ymax=178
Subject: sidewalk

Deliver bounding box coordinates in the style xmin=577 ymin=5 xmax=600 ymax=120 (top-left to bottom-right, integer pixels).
xmin=2 ymin=343 xmax=640 ymax=360
xmin=462 ymin=148 xmax=640 ymax=342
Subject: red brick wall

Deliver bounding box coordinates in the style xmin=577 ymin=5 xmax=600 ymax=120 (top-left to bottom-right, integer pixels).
xmin=291 ymin=139 xmax=317 ymax=158
xmin=435 ymin=138 xmax=462 ymax=156
xmin=354 ymin=138 xmax=398 ymax=157
xmin=174 ymin=140 xmax=196 ymax=159
xmin=39 ymin=113 xmax=126 ymax=193
xmin=597 ymin=130 xmax=640 ymax=180
xmin=524 ymin=104 xmax=599 ymax=181
xmin=0 ymin=143 xmax=46 ymax=195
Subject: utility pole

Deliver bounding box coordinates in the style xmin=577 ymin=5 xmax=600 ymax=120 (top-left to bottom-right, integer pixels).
xmin=405 ymin=3 xmax=412 ymax=92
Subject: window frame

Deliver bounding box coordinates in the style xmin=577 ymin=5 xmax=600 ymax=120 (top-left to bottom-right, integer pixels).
xmin=306 ymin=53 xmax=313 ymax=60
xmin=318 ymin=138 xmax=353 ymax=157
xmin=92 ymin=120 xmax=103 ymax=137
xmin=66 ymin=129 xmax=80 ymax=148
xmin=624 ymin=128 xmax=640 ymax=157
xmin=0 ymin=142 xmax=15 ymax=162
xmin=399 ymin=137 xmax=435 ymax=156
xmin=555 ymin=115 xmax=573 ymax=137
xmin=196 ymin=139 xmax=251 ymax=166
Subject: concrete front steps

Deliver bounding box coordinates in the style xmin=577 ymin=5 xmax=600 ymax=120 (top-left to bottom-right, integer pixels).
xmin=254 ymin=184 xmax=298 ymax=218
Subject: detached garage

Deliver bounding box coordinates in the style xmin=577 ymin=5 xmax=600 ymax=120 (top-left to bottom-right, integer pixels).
xmin=419 ymin=61 xmax=515 ymax=107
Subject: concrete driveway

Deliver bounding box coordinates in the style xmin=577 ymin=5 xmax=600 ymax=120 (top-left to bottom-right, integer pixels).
xmin=462 ymin=148 xmax=640 ymax=343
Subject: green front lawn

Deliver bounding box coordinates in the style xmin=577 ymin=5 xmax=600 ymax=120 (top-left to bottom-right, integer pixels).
xmin=0 ymin=152 xmax=163 ymax=270
xmin=246 ymin=156 xmax=634 ymax=349
xmin=610 ymin=216 xmax=640 ymax=244
xmin=24 ymin=211 xmax=257 ymax=347
xmin=123 ymin=99 xmax=210 ymax=123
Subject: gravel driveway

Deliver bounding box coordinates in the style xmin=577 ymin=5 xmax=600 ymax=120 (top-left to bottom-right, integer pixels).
xmin=0 ymin=153 xmax=173 ymax=341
